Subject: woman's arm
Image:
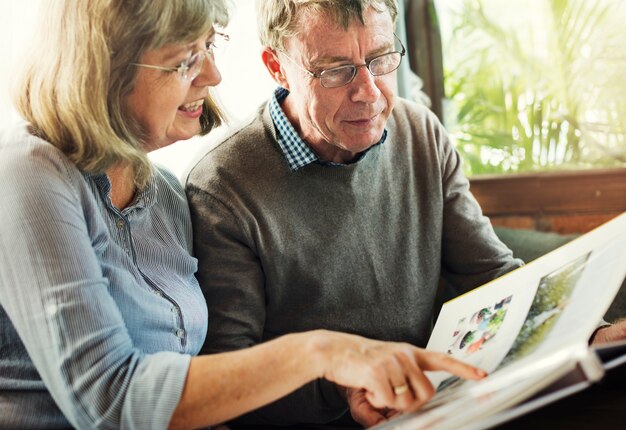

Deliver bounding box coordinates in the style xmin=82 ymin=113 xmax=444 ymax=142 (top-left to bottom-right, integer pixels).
xmin=169 ymin=330 xmax=485 ymax=429
xmin=0 ymin=139 xmax=190 ymax=428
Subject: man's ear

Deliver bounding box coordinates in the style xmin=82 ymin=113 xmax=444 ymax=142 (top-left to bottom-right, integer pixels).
xmin=261 ymin=48 xmax=289 ymax=89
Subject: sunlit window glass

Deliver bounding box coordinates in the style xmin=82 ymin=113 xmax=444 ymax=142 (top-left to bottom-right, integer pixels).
xmin=435 ymin=0 xmax=626 ymax=175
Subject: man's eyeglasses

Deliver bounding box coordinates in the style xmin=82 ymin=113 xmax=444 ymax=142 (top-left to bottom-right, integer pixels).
xmin=279 ymin=34 xmax=405 ymax=88
xmin=132 ymin=32 xmax=229 ymax=81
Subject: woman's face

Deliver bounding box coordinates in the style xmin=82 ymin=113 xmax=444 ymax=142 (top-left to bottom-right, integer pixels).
xmin=125 ymin=30 xmax=222 ymax=151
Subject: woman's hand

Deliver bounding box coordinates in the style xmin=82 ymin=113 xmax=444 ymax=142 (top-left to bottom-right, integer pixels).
xmin=170 ymin=330 xmax=485 ymax=429
xmin=309 ymin=330 xmax=486 ymax=425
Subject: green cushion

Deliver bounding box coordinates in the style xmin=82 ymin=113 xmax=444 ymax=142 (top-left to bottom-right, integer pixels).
xmin=493 ymin=227 xmax=578 ymax=263
xmin=494 ymin=227 xmax=626 ymax=323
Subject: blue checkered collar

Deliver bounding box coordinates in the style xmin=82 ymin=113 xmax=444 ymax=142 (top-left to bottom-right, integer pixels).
xmin=269 ymin=87 xmax=387 ymax=172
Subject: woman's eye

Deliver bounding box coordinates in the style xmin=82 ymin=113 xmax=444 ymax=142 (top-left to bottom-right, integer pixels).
xmin=181 ymin=53 xmax=195 ymax=67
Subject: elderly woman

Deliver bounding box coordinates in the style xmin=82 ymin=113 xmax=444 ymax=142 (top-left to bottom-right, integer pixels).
xmin=0 ymin=1 xmax=484 ymax=429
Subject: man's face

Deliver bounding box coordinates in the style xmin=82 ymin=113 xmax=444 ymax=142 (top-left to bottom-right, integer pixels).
xmin=279 ymin=7 xmax=398 ymax=163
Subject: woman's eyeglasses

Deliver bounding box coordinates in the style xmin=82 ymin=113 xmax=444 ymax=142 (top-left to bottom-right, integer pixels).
xmin=132 ymin=32 xmax=229 ymax=81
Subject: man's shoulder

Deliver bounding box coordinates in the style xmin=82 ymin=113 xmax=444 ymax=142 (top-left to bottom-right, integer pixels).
xmin=207 ymin=105 xmax=267 ymax=152
xmin=391 ymin=97 xmax=440 ymax=126
xmin=387 ymin=98 xmax=447 ymax=154
xmin=185 ymin=102 xmax=286 ymax=190
xmin=187 ymin=104 xmax=273 ymax=174
xmin=218 ymin=106 xmax=270 ymax=149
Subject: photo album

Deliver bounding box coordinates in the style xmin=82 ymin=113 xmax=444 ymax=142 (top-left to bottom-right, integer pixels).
xmin=372 ymin=212 xmax=626 ymax=430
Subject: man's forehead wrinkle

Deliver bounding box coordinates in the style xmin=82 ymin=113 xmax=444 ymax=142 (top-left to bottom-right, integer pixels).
xmin=292 ymin=34 xmax=394 ymax=69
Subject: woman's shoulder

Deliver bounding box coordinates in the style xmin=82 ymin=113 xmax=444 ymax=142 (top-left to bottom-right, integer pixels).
xmin=150 ymin=163 xmax=190 ymax=214
xmin=0 ymin=122 xmax=82 ymax=185
xmin=152 ymin=163 xmax=185 ymax=198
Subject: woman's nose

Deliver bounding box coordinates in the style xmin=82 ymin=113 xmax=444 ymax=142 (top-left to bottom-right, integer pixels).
xmin=193 ymin=52 xmax=222 ymax=87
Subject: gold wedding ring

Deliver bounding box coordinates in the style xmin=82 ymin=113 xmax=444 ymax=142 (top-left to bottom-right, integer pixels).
xmin=393 ymin=383 xmax=409 ymax=396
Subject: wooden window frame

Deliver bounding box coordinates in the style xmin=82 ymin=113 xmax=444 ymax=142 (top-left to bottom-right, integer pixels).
xmin=470 ymin=168 xmax=626 ymax=234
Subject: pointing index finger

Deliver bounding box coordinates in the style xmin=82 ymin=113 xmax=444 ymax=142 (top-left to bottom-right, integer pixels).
xmin=417 ymin=351 xmax=487 ymax=380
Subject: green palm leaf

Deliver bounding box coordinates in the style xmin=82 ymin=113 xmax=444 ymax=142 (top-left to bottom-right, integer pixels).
xmin=439 ymin=0 xmax=626 ymax=175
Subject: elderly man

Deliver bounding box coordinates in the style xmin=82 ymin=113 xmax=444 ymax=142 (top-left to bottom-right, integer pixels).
xmin=187 ymin=0 xmax=529 ymax=427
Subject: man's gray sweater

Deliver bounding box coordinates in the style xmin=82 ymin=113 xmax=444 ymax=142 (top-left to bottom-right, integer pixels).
xmin=186 ymin=98 xmax=522 ymax=425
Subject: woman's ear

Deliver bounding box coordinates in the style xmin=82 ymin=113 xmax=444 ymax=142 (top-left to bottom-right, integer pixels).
xmin=261 ymin=48 xmax=289 ymax=89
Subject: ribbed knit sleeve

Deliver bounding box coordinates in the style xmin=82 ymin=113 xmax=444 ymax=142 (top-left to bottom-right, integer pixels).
xmin=429 ymin=108 xmax=524 ymax=292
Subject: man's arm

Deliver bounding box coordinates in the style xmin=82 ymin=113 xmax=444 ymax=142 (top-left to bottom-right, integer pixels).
xmin=438 ymin=128 xmax=524 ymax=294
xmin=591 ymin=320 xmax=626 ymax=345
xmin=186 ymin=183 xmax=348 ymax=425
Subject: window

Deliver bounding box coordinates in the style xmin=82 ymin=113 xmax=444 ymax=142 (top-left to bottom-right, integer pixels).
xmin=434 ymin=0 xmax=626 ymax=176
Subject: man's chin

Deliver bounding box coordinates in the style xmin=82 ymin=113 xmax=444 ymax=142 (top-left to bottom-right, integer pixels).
xmin=344 ymin=132 xmax=384 ymax=151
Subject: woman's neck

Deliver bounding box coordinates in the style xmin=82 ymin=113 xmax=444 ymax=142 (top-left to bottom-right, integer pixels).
xmin=106 ymin=164 xmax=136 ymax=209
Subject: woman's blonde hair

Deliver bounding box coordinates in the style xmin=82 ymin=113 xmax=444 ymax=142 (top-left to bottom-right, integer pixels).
xmin=257 ymin=0 xmax=398 ymax=52
xmin=13 ymin=0 xmax=229 ymax=187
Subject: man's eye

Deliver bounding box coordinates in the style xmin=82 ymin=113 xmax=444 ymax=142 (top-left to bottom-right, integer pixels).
xmin=325 ymin=66 xmax=353 ymax=76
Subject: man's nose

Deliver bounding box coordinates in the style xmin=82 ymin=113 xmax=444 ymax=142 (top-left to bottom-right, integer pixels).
xmin=349 ymin=65 xmax=381 ymax=103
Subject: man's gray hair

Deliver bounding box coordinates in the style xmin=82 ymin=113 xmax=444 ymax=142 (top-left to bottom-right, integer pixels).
xmin=257 ymin=0 xmax=399 ymax=51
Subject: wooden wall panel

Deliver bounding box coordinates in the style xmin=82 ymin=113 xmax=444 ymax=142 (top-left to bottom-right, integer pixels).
xmin=469 ymin=168 xmax=626 ymax=234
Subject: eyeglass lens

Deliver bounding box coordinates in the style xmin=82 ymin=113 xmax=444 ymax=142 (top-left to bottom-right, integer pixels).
xmin=183 ymin=52 xmax=205 ymax=80
xmin=320 ymin=52 xmax=403 ymax=88
xmin=181 ymin=34 xmax=227 ymax=80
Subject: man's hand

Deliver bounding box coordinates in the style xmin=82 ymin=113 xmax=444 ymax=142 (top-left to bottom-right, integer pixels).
xmin=591 ymin=320 xmax=626 ymax=345
xmin=345 ymin=387 xmax=399 ymax=428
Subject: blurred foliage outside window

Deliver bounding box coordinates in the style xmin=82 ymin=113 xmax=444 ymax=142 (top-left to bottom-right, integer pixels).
xmin=435 ymin=0 xmax=626 ymax=176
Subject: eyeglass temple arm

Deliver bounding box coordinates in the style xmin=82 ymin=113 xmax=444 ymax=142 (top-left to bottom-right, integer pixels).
xmin=274 ymin=49 xmax=318 ymax=78
xmin=131 ymin=63 xmax=178 ymax=73
xmin=393 ymin=33 xmax=406 ymax=56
